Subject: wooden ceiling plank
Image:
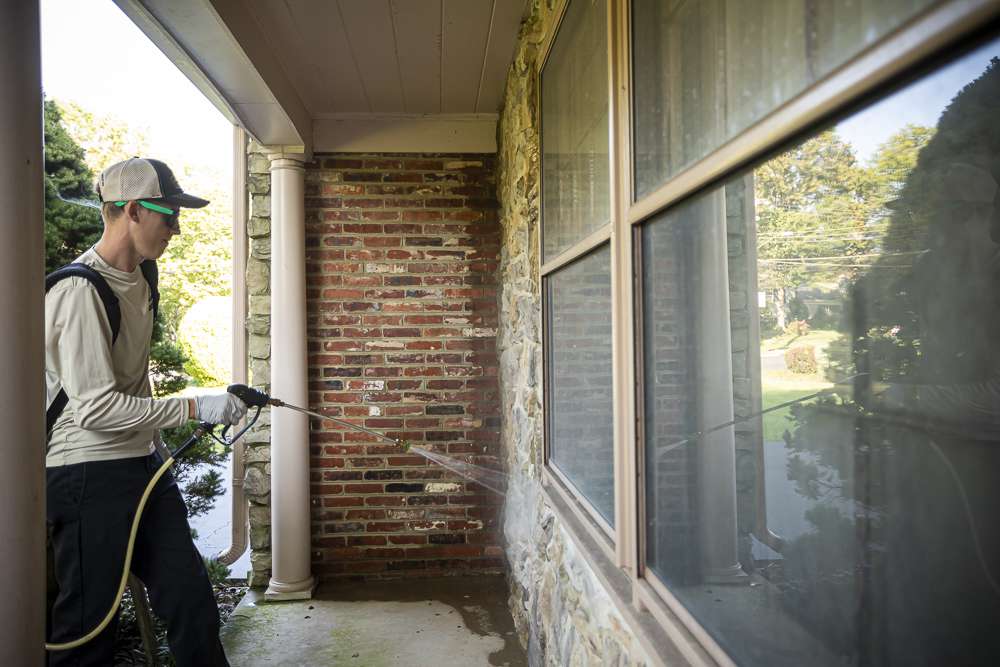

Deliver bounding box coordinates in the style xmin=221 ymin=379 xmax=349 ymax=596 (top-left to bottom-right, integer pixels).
xmin=246 ymin=0 xmax=327 ymax=113
xmin=337 ymin=0 xmax=405 ymax=113
xmin=477 ymin=0 xmax=526 ymax=112
xmin=390 ymin=0 xmax=442 ymax=114
xmin=441 ymin=0 xmax=492 ymax=113
xmin=285 ymin=0 xmax=369 ymax=113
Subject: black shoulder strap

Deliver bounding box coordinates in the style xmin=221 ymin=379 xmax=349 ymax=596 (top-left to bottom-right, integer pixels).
xmin=139 ymin=259 xmax=159 ymax=320
xmin=45 ymin=263 xmax=121 ymax=436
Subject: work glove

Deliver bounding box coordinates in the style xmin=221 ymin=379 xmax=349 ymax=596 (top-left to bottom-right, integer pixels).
xmin=195 ymin=393 xmax=248 ymax=425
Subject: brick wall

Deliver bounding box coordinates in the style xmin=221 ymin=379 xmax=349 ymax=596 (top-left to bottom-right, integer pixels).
xmin=303 ymin=153 xmax=504 ymax=579
xmin=642 ymin=218 xmax=699 ymax=584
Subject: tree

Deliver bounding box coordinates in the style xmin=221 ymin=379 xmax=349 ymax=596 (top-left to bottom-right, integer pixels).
xmin=57 ymin=100 xmax=151 ymax=174
xmin=754 ymin=130 xmax=876 ymax=328
xmin=43 ymin=99 xmax=103 ymax=273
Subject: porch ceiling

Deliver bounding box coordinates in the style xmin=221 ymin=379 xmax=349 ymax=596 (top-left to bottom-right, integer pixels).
xmin=249 ymin=0 xmax=526 ymax=116
xmin=115 ymin=0 xmax=529 ymax=154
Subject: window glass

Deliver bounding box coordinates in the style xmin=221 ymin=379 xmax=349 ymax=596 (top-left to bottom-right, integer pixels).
xmin=642 ymin=39 xmax=1000 ymax=665
xmin=548 ymin=245 xmax=614 ymax=525
xmin=631 ymin=0 xmax=936 ymax=200
xmin=541 ymin=0 xmax=610 ymax=262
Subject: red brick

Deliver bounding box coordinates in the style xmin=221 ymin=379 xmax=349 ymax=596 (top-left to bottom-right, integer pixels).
xmin=302 ymin=154 xmax=502 ymax=580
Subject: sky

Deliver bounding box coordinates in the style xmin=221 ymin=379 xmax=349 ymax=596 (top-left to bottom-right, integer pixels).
xmin=40 ymin=0 xmax=232 ymax=185
xmin=835 ymin=37 xmax=998 ymax=162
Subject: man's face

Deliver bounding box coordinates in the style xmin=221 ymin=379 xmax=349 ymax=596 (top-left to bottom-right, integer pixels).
xmin=129 ymin=200 xmax=181 ymax=260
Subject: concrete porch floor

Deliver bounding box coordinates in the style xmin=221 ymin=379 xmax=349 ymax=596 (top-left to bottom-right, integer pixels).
xmin=220 ymin=575 xmax=527 ymax=666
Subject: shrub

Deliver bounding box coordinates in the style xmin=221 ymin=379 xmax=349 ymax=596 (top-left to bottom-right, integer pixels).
xmin=785 ymin=319 xmax=811 ymax=336
xmin=203 ymin=557 xmax=232 ymax=586
xmin=786 ymin=345 xmax=818 ymax=374
xmin=759 ymin=307 xmax=780 ymax=337
xmin=788 ymin=296 xmax=810 ymax=322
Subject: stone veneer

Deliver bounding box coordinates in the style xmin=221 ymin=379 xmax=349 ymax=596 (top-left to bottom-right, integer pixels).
xmin=243 ymin=141 xmax=275 ymax=587
xmin=496 ymin=1 xmax=652 ymax=664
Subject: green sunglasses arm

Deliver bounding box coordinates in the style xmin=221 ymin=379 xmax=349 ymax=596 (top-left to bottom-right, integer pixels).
xmin=114 ymin=200 xmax=176 ymax=215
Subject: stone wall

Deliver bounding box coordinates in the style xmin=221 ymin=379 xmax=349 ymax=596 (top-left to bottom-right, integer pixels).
xmin=496 ymin=1 xmax=651 ymax=664
xmin=244 ymin=142 xmax=273 ymax=587
xmin=241 ymin=146 xmax=504 ymax=585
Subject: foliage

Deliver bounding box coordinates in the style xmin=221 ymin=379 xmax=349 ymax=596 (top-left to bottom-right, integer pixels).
xmin=758 ymin=307 xmax=780 ymax=338
xmin=755 ymin=130 xmax=878 ymax=293
xmin=178 ymin=296 xmax=233 ymax=385
xmin=150 ymin=320 xmax=189 ymax=397
xmin=116 ymin=582 xmax=246 ymax=665
xmin=784 ymin=345 xmax=818 ymax=375
xmin=784 ymin=319 xmax=810 ymax=337
xmin=43 ymin=99 xmax=103 ymax=273
xmin=204 ymin=558 xmax=232 ymax=586
xmin=57 ymin=101 xmax=151 ymax=174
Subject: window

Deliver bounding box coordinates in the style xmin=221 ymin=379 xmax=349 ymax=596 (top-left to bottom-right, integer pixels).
xmin=547 ymin=246 xmax=615 ymax=526
xmin=542 ymin=0 xmax=610 ymax=262
xmin=631 ymin=0 xmax=937 ymax=199
xmin=639 ymin=35 xmax=1000 ymax=665
xmin=541 ymin=0 xmax=616 ymax=532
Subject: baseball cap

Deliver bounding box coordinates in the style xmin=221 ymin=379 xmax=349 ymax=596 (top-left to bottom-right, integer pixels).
xmin=96 ymin=157 xmax=210 ymax=209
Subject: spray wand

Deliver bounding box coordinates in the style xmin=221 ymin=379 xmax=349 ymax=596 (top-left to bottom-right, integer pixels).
xmin=221 ymin=383 xmax=411 ymax=451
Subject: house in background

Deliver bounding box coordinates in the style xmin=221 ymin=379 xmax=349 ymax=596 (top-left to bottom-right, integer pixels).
xmin=4 ymin=0 xmax=1000 ymax=664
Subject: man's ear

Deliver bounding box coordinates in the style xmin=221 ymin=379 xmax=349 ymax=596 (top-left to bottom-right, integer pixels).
xmin=125 ymin=201 xmax=141 ymax=223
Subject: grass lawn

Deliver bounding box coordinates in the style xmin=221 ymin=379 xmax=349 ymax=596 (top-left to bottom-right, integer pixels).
xmin=761 ymin=328 xmax=841 ymax=353
xmin=760 ymin=381 xmax=832 ymax=442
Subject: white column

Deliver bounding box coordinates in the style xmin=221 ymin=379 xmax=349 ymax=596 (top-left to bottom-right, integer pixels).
xmin=265 ymin=155 xmax=315 ymax=600
xmin=695 ymin=191 xmax=746 ymax=584
xmin=0 ymin=1 xmax=45 ymax=661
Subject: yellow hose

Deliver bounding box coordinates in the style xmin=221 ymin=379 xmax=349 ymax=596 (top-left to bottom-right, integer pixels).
xmin=46 ymin=455 xmax=175 ymax=652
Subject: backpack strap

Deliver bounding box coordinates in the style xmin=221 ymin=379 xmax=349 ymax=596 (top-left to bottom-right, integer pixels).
xmin=139 ymin=259 xmax=159 ymax=320
xmin=45 ymin=263 xmax=121 ymax=437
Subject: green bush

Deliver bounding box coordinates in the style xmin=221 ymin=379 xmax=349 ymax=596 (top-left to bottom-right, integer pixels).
xmin=786 ymin=345 xmax=818 ymax=374
xmin=178 ymin=296 xmax=232 ymax=386
xmin=203 ymin=557 xmax=232 ymax=586
xmin=759 ymin=307 xmax=780 ymax=337
xmin=785 ymin=319 xmax=811 ymax=336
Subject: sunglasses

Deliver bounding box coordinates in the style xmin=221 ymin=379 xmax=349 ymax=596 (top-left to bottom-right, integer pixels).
xmin=115 ymin=200 xmax=180 ymax=230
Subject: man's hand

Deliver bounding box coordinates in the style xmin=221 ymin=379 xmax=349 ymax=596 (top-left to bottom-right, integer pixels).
xmin=194 ymin=393 xmax=248 ymax=425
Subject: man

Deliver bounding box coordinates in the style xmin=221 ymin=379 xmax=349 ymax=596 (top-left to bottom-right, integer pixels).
xmin=45 ymin=157 xmax=245 ymax=665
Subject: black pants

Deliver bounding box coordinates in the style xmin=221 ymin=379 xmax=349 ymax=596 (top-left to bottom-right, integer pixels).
xmin=46 ymin=453 xmax=228 ymax=666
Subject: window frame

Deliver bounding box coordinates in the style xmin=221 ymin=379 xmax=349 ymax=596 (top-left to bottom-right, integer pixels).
xmin=535 ymin=0 xmax=1000 ymax=665
xmin=538 ymin=0 xmax=624 ymax=556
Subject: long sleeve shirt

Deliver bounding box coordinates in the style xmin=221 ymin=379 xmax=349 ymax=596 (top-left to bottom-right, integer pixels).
xmin=45 ymin=247 xmax=191 ymax=467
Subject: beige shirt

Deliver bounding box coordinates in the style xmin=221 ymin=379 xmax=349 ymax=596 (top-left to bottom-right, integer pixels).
xmin=45 ymin=247 xmax=190 ymax=467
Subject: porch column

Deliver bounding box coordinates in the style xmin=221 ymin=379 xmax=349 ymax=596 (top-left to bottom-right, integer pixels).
xmin=695 ymin=190 xmax=746 ymax=584
xmin=265 ymin=154 xmax=315 ymax=600
xmin=0 ymin=0 xmax=45 ymax=662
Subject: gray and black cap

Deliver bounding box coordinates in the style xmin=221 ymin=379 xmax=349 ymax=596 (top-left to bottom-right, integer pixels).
xmin=96 ymin=157 xmax=210 ymax=209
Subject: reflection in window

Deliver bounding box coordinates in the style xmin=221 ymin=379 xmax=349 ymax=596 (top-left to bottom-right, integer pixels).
xmin=631 ymin=0 xmax=936 ymax=200
xmin=541 ymin=0 xmax=610 ymax=262
xmin=642 ymin=40 xmax=1000 ymax=665
xmin=548 ymin=246 xmax=614 ymax=525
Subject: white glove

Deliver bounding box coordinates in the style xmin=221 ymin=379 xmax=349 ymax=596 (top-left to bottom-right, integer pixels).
xmin=195 ymin=393 xmax=248 ymax=425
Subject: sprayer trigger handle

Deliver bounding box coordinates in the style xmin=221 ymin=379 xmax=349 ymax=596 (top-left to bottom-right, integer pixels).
xmin=227 ymin=383 xmax=270 ymax=408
